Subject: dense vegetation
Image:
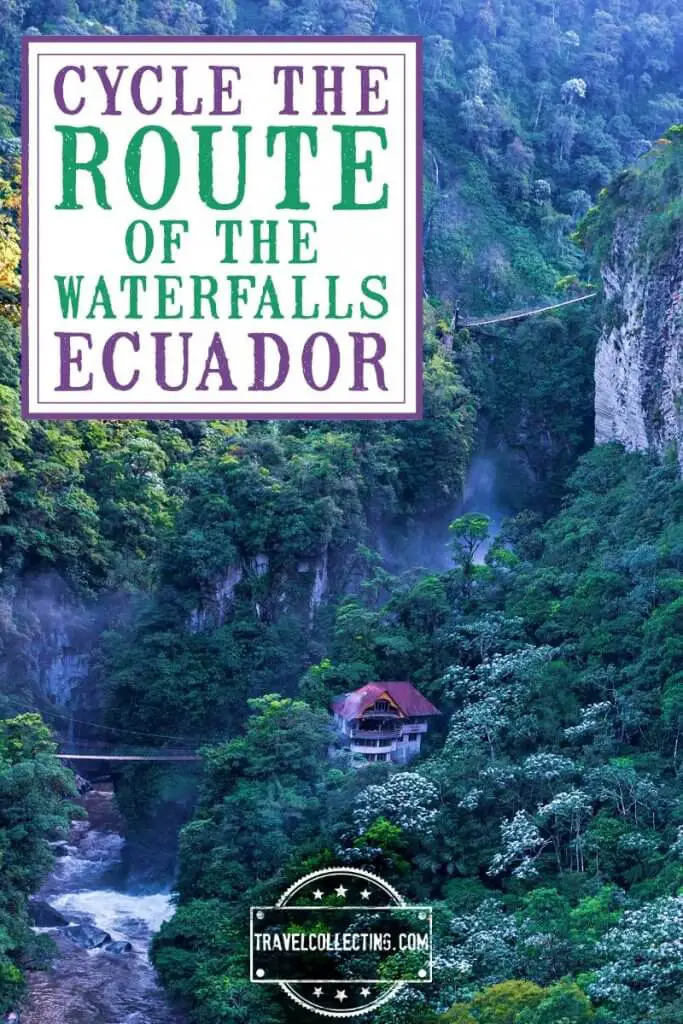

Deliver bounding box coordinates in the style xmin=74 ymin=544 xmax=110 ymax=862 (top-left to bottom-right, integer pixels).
xmin=150 ymin=442 xmax=683 ymax=1024
xmin=4 ymin=0 xmax=683 ymax=315
xmin=0 ymin=714 xmax=77 ymax=1015
xmin=0 ymin=0 xmax=682 ymax=1021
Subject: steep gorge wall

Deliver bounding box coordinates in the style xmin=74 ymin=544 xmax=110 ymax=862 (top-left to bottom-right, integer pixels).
xmin=591 ymin=136 xmax=683 ymax=467
xmin=0 ymin=574 xmax=131 ymax=731
xmin=595 ymin=223 xmax=683 ymax=464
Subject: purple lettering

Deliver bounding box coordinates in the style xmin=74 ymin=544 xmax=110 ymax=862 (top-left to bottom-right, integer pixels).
xmin=54 ymin=331 xmax=93 ymax=390
xmin=358 ymin=66 xmax=389 ymax=115
xmin=249 ymin=332 xmax=289 ymax=390
xmin=154 ymin=331 xmax=191 ymax=391
xmin=210 ymin=66 xmax=242 ymax=115
xmin=273 ymin=66 xmax=304 ymax=115
xmin=349 ymin=332 xmax=388 ymax=391
xmin=131 ymin=65 xmax=163 ymax=115
xmin=54 ymin=66 xmax=85 ymax=116
xmin=93 ymin=65 xmax=127 ymax=116
xmin=103 ymin=331 xmax=140 ymax=390
xmin=302 ymin=332 xmax=340 ymax=390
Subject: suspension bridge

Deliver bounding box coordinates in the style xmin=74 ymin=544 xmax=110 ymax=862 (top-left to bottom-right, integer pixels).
xmin=56 ymin=742 xmax=202 ymax=763
xmin=455 ymin=291 xmax=596 ymax=330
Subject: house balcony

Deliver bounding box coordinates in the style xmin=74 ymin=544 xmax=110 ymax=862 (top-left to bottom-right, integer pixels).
xmin=349 ymin=727 xmax=401 ymax=739
xmin=360 ymin=709 xmax=401 ymax=719
xmin=350 ymin=739 xmax=398 ymax=754
xmin=400 ymin=721 xmax=428 ymax=735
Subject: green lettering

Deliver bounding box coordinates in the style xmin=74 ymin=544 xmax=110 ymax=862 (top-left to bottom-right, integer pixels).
xmin=156 ymin=275 xmax=183 ymax=319
xmin=55 ymin=275 xmax=84 ymax=317
xmin=333 ymin=126 xmax=388 ymax=210
xmin=255 ymin=277 xmax=283 ymax=319
xmin=56 ymin=126 xmax=111 ymax=210
xmin=290 ymin=220 xmax=318 ymax=264
xmin=86 ymin=276 xmax=115 ymax=319
xmin=360 ymin=275 xmax=389 ymax=318
xmin=266 ymin=126 xmax=318 ymax=210
xmin=192 ymin=276 xmax=219 ymax=319
xmin=194 ymin=125 xmax=251 ymax=210
xmin=126 ymin=126 xmax=180 ymax=210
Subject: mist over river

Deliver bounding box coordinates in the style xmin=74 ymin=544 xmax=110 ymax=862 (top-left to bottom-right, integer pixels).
xmin=23 ymin=788 xmax=186 ymax=1024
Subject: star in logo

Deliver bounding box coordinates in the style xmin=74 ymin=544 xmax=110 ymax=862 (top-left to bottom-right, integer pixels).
xmin=312 ymin=888 xmax=324 ymax=900
xmin=313 ymin=987 xmax=323 ymax=998
xmin=335 ymin=884 xmax=348 ymax=898
xmin=334 ymin=989 xmax=348 ymax=1003
xmin=360 ymin=888 xmax=371 ymax=900
xmin=361 ymin=987 xmax=372 ymax=998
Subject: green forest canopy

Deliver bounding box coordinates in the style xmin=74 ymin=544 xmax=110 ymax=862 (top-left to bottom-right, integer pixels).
xmin=0 ymin=1 xmax=683 ymax=1022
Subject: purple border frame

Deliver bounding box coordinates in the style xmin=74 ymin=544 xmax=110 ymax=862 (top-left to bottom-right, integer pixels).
xmin=20 ymin=34 xmax=423 ymax=422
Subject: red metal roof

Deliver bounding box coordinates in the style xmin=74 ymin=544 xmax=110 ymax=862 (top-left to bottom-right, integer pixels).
xmin=332 ymin=681 xmax=441 ymax=722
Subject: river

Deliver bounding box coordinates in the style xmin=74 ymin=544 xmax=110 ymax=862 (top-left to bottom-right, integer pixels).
xmin=23 ymin=786 xmax=186 ymax=1024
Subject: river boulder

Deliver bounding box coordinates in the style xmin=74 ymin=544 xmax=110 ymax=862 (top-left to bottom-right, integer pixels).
xmin=48 ymin=840 xmax=70 ymax=858
xmin=65 ymin=924 xmax=112 ymax=949
xmin=74 ymin=773 xmax=91 ymax=795
xmin=105 ymin=940 xmax=133 ymax=954
xmin=28 ymin=900 xmax=69 ymax=928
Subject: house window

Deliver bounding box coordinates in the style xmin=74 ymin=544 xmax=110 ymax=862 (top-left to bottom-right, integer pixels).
xmin=375 ymin=700 xmax=389 ymax=712
xmin=409 ymin=733 xmax=418 ymax=741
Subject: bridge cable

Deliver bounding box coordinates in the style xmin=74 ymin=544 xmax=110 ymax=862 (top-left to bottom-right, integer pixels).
xmin=0 ymin=693 xmax=202 ymax=745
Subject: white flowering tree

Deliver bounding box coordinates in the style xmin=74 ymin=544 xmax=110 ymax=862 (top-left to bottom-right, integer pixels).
xmin=585 ymin=761 xmax=662 ymax=828
xmin=589 ymin=896 xmax=683 ymax=1018
xmin=353 ymin=772 xmax=439 ymax=838
xmin=564 ymin=701 xmax=613 ymax=741
xmin=561 ymin=77 xmax=587 ymax=103
xmin=489 ymin=789 xmax=592 ymax=878
xmin=444 ymin=646 xmax=556 ymax=764
xmin=489 ymin=811 xmax=549 ymax=879
xmin=448 ymin=898 xmax=520 ymax=985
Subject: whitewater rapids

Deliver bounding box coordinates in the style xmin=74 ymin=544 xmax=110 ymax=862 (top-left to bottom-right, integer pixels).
xmin=22 ymin=788 xmax=186 ymax=1024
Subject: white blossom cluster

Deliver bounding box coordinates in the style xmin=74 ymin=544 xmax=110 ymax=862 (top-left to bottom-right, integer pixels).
xmin=561 ymin=77 xmax=588 ymax=101
xmin=334 ymin=844 xmax=383 ymax=864
xmin=446 ymin=693 xmax=510 ymax=758
xmin=537 ymin=788 xmax=592 ymax=821
xmin=488 ymin=810 xmax=548 ymax=879
xmin=458 ymin=787 xmax=484 ymax=809
xmin=444 ymin=646 xmax=556 ymax=763
xmin=489 ymin=789 xmax=593 ymax=878
xmin=585 ymin=762 xmax=661 ymax=825
xmin=448 ymin=898 xmax=519 ymax=983
xmin=564 ymin=701 xmax=613 ymax=740
xmin=590 ymin=896 xmax=683 ymax=1011
xmin=671 ymin=824 xmax=683 ymax=858
xmin=372 ymin=984 xmax=432 ymax=1024
xmin=353 ymin=772 xmax=439 ymax=836
xmin=449 ymin=613 xmax=525 ymax=662
xmin=521 ymin=752 xmax=576 ymax=781
xmin=479 ymin=763 xmax=518 ymax=787
xmin=443 ymin=645 xmax=556 ymax=702
xmin=616 ymin=831 xmax=659 ymax=857
xmin=457 ymin=755 xmax=575 ymax=803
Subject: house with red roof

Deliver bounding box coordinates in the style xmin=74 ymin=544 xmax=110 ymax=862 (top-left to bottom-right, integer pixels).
xmin=332 ymin=681 xmax=440 ymax=764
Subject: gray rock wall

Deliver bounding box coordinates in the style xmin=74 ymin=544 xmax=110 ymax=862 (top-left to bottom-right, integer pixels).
xmin=595 ymin=222 xmax=683 ymax=467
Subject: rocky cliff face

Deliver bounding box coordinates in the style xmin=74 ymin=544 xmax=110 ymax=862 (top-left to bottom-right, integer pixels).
xmin=0 ymin=573 xmax=132 ymax=731
xmin=594 ymin=220 xmax=683 ymax=466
